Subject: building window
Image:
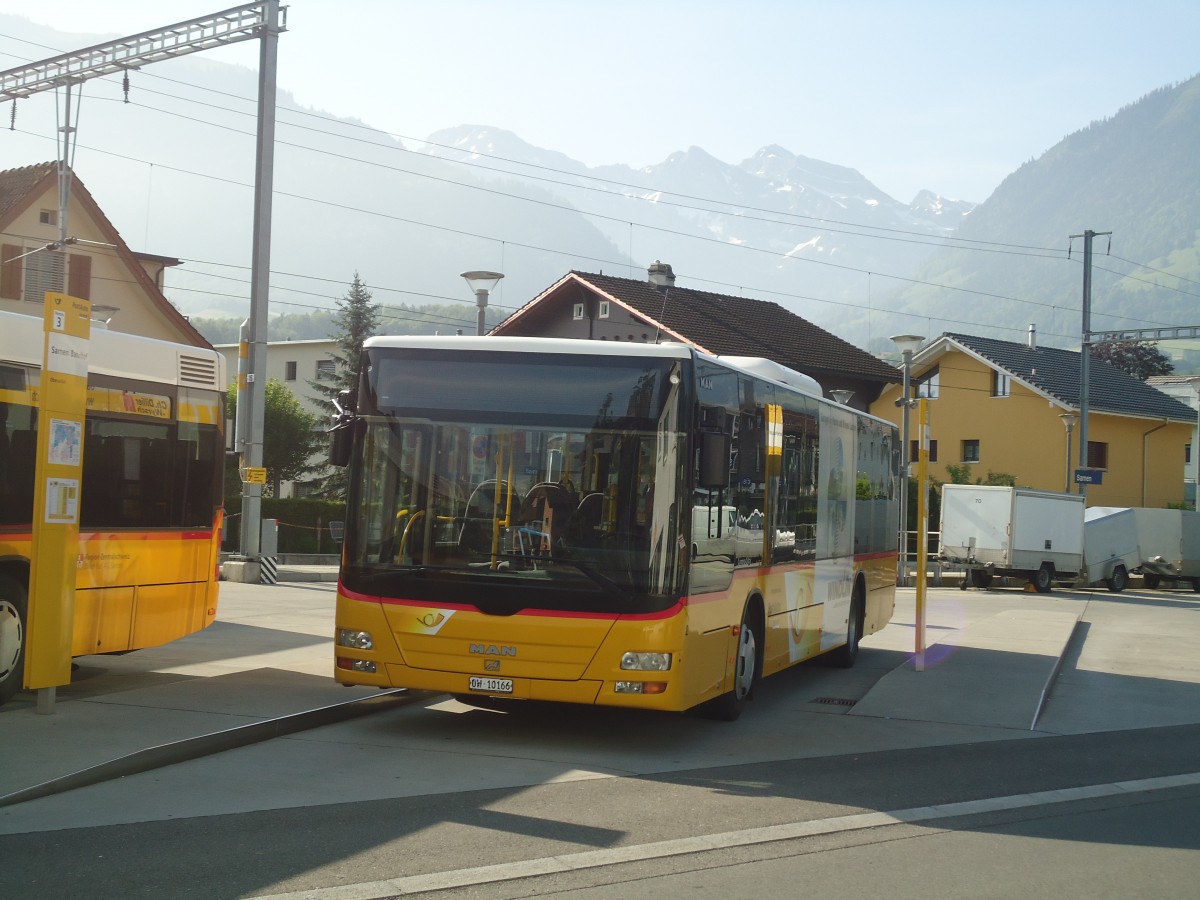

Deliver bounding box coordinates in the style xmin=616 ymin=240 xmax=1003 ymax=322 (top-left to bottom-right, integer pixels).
xmin=315 ymin=359 xmax=336 ymax=381
xmin=22 ymin=248 xmax=64 ymax=302
xmin=962 ymin=439 xmax=980 ymax=463
xmin=992 ymin=371 xmax=1010 ymax=397
xmin=916 ymin=366 xmax=939 ymax=399
xmin=1187 ymin=443 xmax=1192 ymax=465
xmin=285 ymin=361 xmax=297 ymax=382
xmin=572 ymin=303 xmax=584 ymax=320
xmin=909 ymin=439 xmax=938 ymax=463
xmin=293 ymin=480 xmax=323 ymax=498
xmin=1087 ymin=441 xmax=1108 ymax=469
xmin=39 ymin=209 xmax=57 ymax=226
xmin=598 ymin=300 xmax=610 ymax=318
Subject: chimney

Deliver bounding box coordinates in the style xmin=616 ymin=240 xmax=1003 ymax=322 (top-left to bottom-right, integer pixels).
xmin=648 ymin=260 xmax=675 ymax=289
xmin=1028 ymin=324 xmax=1037 ymax=350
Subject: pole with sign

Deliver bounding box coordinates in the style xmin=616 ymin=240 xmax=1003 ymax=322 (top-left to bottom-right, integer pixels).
xmin=915 ymin=398 xmax=930 ymax=672
xmin=26 ymin=292 xmax=91 ymax=714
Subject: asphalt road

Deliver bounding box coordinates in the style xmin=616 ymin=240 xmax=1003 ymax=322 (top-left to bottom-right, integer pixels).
xmin=1 ymin=722 xmax=1198 ymax=898
xmin=2 ymin=578 xmax=1199 ymax=898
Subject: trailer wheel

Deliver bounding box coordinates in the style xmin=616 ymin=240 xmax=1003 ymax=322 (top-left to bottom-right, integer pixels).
xmin=1106 ymin=566 xmax=1128 ymax=594
xmin=971 ymin=568 xmax=993 ymax=589
xmin=1033 ymin=564 xmax=1054 ymax=593
xmin=1143 ymin=573 xmax=1162 ymax=590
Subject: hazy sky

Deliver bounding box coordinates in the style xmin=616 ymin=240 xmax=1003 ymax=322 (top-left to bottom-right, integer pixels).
xmin=5 ymin=0 xmax=1200 ymax=203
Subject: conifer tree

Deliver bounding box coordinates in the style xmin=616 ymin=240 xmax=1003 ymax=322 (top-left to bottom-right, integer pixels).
xmin=310 ymin=273 xmax=380 ymax=499
xmin=310 ymin=272 xmax=381 ymax=403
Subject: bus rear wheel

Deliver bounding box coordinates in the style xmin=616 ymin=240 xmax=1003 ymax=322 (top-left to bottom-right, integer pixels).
xmin=0 ymin=575 xmax=29 ymax=706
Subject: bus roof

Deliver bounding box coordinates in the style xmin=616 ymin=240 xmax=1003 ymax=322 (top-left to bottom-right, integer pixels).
xmin=363 ymin=334 xmax=696 ymax=360
xmin=0 ymin=308 xmax=224 ymax=390
xmin=364 ymin=335 xmax=826 ymax=399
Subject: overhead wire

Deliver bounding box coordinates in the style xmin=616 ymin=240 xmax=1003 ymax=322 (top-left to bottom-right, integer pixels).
xmin=2 ymin=32 xmax=1195 ymax=339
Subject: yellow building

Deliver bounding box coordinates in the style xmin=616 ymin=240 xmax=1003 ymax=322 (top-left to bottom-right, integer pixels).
xmin=869 ymin=332 xmax=1194 ymax=509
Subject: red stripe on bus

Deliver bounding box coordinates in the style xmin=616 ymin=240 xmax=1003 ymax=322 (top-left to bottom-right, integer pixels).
xmin=338 ymin=584 xmax=684 ymax=621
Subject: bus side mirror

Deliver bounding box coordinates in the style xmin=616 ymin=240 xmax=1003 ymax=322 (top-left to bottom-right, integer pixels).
xmin=698 ymin=431 xmax=730 ymax=490
xmin=328 ymin=389 xmax=357 ymax=468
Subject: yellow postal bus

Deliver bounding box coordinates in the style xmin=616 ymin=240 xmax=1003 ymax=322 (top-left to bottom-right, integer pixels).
xmin=330 ymin=336 xmax=897 ymax=719
xmin=0 ymin=309 xmax=225 ymax=704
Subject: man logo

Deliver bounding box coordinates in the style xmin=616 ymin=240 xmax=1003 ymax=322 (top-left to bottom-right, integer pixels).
xmin=469 ymin=644 xmax=516 ymax=657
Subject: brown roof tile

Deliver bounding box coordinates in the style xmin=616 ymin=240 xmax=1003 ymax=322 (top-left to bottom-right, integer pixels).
xmin=569 ymin=270 xmax=900 ymax=384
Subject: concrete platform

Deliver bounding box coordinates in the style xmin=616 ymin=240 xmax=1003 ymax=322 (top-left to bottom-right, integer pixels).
xmin=3 ymin=578 xmax=1199 ymax=833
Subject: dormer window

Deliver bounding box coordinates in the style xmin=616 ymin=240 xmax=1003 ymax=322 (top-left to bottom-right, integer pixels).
xmin=992 ymin=370 xmax=1011 ymax=397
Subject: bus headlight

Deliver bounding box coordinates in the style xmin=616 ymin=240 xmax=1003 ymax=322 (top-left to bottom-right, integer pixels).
xmin=620 ymin=651 xmax=672 ymax=671
xmin=337 ymin=628 xmax=373 ymax=650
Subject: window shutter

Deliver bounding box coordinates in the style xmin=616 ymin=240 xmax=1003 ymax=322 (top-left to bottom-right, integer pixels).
xmin=1 ymin=244 xmax=23 ymax=300
xmin=68 ymin=253 xmax=92 ymax=300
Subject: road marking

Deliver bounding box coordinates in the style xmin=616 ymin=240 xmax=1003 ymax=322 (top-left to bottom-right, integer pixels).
xmin=251 ymin=771 xmax=1200 ymax=899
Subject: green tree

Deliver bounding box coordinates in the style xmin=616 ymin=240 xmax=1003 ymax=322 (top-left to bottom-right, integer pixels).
xmin=1090 ymin=339 xmax=1174 ymax=380
xmin=310 ymin=272 xmax=380 ymax=403
xmin=226 ymin=380 xmax=325 ymax=498
xmin=309 ymin=273 xmax=380 ymax=499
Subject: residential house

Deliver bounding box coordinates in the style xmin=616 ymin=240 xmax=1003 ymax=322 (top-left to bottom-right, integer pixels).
xmin=869 ymin=331 xmax=1195 ymax=508
xmin=1147 ymin=374 xmax=1200 ymax=505
xmin=490 ymin=262 xmax=901 ymax=408
xmin=214 ymin=338 xmax=339 ymax=497
xmin=0 ymin=162 xmax=208 ymax=347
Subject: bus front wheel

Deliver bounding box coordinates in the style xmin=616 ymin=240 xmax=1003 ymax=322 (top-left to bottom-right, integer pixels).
xmin=0 ymin=575 xmax=29 ymax=706
xmin=826 ymin=584 xmax=865 ymax=669
xmin=702 ymin=603 xmax=761 ymax=721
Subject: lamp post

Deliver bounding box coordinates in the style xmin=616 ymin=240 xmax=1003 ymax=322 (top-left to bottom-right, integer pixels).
xmin=829 ymin=389 xmax=854 ymax=406
xmin=890 ymin=334 xmax=925 ymax=584
xmin=1059 ymin=412 xmax=1079 ymax=493
xmin=460 ymin=270 xmax=505 ymax=336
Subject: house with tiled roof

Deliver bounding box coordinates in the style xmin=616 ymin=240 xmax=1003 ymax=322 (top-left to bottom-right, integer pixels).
xmin=1 ymin=162 xmax=208 ymax=347
xmin=868 ymin=330 xmax=1195 ymax=508
xmin=490 ymin=261 xmax=901 ymax=408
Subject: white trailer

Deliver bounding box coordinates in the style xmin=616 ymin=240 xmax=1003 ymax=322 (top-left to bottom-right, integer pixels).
xmin=1128 ymin=508 xmax=1200 ymax=591
xmin=1083 ymin=507 xmax=1140 ymax=592
xmin=939 ymin=485 xmax=1085 ymax=592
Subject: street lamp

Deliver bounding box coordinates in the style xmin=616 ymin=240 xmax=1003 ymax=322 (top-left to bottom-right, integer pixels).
xmin=460 ymin=270 xmax=505 ymax=336
xmin=829 ymin=389 xmax=854 ymax=406
xmin=1059 ymin=412 xmax=1079 ymax=493
xmin=890 ymin=334 xmax=925 ymax=584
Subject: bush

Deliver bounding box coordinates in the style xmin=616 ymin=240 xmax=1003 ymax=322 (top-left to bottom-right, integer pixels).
xmin=223 ymin=497 xmax=346 ymax=554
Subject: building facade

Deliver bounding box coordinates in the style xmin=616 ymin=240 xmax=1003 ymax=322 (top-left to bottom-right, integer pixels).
xmin=215 ymin=338 xmax=338 ymax=498
xmin=870 ymin=332 xmax=1194 ymax=509
xmin=1 ymin=162 xmax=208 ymax=347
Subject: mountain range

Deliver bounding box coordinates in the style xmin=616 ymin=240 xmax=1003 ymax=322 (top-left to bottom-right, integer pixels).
xmin=3 ymin=14 xmax=1197 ymax=358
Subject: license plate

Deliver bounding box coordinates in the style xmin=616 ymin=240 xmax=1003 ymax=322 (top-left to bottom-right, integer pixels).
xmin=469 ymin=676 xmax=513 ymax=694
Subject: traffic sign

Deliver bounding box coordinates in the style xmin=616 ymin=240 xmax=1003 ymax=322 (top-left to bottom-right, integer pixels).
xmin=1074 ymin=469 xmax=1104 ymax=485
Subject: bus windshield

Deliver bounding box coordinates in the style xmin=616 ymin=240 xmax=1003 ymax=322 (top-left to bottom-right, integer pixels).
xmin=341 ymin=350 xmax=688 ymax=614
